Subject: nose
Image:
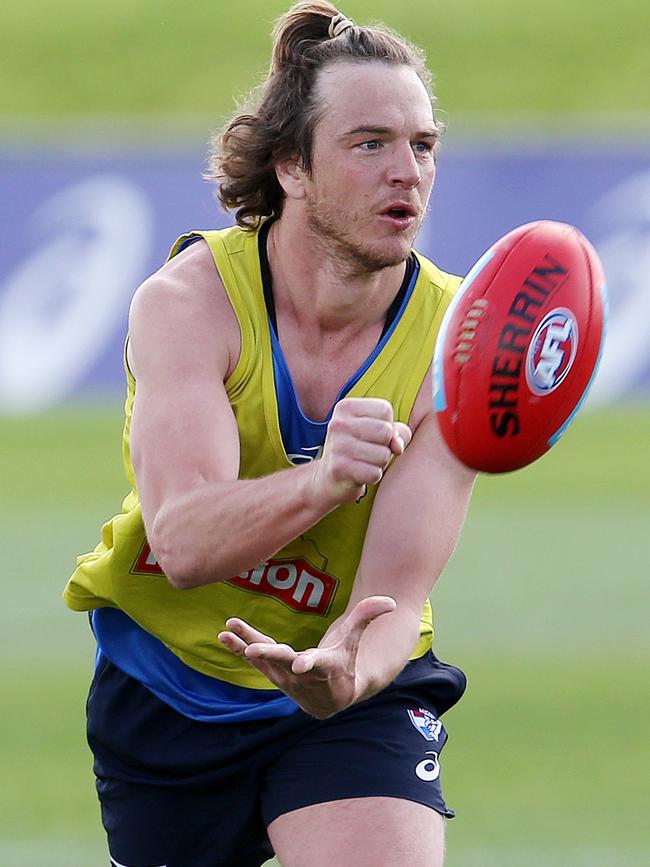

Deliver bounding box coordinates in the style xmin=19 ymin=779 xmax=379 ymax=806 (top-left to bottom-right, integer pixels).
xmin=386 ymin=142 xmax=421 ymax=188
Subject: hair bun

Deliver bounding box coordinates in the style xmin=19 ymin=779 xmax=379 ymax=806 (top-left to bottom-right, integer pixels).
xmin=328 ymin=13 xmax=354 ymax=38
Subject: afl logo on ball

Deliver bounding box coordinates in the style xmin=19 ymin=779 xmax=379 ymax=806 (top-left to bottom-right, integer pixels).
xmin=526 ymin=307 xmax=579 ymax=395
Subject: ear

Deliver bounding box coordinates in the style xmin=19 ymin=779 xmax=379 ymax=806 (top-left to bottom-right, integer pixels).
xmin=275 ymin=155 xmax=307 ymax=200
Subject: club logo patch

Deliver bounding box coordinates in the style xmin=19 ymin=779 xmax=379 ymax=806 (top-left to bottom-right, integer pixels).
xmin=408 ymin=708 xmax=442 ymax=742
xmin=526 ymin=307 xmax=579 ymax=395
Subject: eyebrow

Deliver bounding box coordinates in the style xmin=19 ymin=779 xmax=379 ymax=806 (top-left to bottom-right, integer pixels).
xmin=339 ymin=125 xmax=440 ymax=140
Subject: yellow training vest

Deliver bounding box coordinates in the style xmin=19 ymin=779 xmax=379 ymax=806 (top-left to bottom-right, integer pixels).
xmin=63 ymin=223 xmax=461 ymax=690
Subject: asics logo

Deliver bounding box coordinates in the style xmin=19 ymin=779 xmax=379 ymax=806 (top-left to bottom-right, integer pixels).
xmin=415 ymin=751 xmax=441 ymax=782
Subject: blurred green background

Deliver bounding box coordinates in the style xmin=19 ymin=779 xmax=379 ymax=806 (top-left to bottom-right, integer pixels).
xmin=2 ymin=2 xmax=649 ymax=866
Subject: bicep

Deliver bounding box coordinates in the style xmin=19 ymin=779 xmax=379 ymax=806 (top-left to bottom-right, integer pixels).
xmin=127 ymin=254 xmax=241 ymax=537
xmin=131 ymin=373 xmax=240 ymax=536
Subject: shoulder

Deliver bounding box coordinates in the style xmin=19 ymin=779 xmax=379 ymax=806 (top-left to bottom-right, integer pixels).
xmin=132 ymin=238 xmax=224 ymax=316
xmin=128 ymin=237 xmax=241 ymax=381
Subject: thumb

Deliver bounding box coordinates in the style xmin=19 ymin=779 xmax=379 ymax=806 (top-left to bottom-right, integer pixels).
xmin=344 ymin=595 xmax=397 ymax=647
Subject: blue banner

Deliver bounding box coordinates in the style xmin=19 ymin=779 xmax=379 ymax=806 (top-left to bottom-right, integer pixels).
xmin=1 ymin=144 xmax=649 ymax=413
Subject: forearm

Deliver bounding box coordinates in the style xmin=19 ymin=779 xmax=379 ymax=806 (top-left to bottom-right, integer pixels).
xmin=149 ymin=462 xmax=334 ymax=589
xmin=352 ymin=604 xmax=421 ymax=703
xmin=143 ymin=398 xmax=407 ymax=590
xmin=345 ymin=418 xmax=476 ymax=703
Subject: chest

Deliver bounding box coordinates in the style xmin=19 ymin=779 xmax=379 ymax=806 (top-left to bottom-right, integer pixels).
xmin=276 ymin=323 xmax=383 ymax=421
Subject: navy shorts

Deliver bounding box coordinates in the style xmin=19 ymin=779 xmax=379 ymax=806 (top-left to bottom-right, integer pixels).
xmin=87 ymin=651 xmax=466 ymax=867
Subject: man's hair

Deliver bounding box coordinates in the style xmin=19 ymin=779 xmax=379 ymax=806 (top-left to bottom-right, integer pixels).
xmin=207 ymin=1 xmax=440 ymax=229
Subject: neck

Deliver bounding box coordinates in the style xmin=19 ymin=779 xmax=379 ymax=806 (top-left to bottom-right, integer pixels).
xmin=267 ymin=211 xmax=407 ymax=334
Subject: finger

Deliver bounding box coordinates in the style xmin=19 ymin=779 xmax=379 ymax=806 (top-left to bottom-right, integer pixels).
xmin=328 ymin=415 xmax=395 ymax=448
xmin=225 ymin=618 xmax=277 ymax=646
xmin=245 ymin=642 xmax=298 ymax=667
xmin=244 ymin=655 xmax=286 ymax=683
xmin=345 ymin=438 xmax=394 ymax=467
xmin=343 ymin=596 xmax=397 ymax=646
xmin=390 ymin=422 xmax=413 ymax=454
xmin=327 ymin=454 xmax=385 ymax=488
xmin=291 ymin=649 xmax=318 ymax=675
xmin=337 ymin=397 xmax=394 ymax=422
xmin=217 ymin=631 xmax=249 ymax=655
xmin=218 ymin=636 xmax=293 ymax=686
xmin=288 ymin=649 xmax=338 ymax=678
xmin=344 ymin=461 xmax=384 ymax=487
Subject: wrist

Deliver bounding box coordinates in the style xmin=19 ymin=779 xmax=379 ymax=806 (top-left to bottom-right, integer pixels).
xmin=305 ymin=457 xmax=348 ymax=512
xmin=308 ymin=456 xmax=365 ymax=511
xmin=351 ymin=667 xmax=379 ymax=705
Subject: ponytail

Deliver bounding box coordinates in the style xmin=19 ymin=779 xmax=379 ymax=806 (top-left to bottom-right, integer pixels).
xmin=270 ymin=1 xmax=342 ymax=75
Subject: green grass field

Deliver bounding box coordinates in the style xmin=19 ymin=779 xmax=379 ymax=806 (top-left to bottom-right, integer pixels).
xmin=1 ymin=405 xmax=648 ymax=866
xmin=3 ymin=0 xmax=650 ymax=124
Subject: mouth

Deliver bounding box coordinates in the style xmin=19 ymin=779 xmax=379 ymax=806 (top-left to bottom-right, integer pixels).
xmin=378 ymin=203 xmax=418 ymax=229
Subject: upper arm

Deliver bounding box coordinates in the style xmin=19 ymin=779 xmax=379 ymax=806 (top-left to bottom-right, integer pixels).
xmin=350 ymin=370 xmax=476 ymax=618
xmin=127 ymin=239 xmax=242 ymax=539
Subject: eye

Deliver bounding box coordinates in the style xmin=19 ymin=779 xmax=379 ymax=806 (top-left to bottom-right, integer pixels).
xmin=413 ymin=141 xmax=434 ymax=155
xmin=359 ymin=140 xmax=382 ymax=151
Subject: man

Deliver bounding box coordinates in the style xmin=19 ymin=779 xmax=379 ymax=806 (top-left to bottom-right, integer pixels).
xmin=64 ymin=3 xmax=476 ymax=865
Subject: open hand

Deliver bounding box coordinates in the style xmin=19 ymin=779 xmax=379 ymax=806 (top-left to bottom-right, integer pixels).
xmin=217 ymin=595 xmax=396 ymax=718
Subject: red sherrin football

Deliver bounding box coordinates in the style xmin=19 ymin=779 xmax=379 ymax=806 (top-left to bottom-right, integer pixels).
xmin=433 ymin=221 xmax=606 ymax=473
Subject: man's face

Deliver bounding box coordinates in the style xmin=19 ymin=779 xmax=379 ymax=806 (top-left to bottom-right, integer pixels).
xmin=302 ymin=61 xmax=438 ymax=273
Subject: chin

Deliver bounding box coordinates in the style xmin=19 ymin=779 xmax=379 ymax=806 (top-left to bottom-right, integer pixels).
xmin=345 ymin=246 xmax=405 ymax=274
xmin=362 ymin=237 xmax=414 ymax=270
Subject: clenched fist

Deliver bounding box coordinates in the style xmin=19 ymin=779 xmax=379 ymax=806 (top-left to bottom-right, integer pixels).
xmin=311 ymin=397 xmax=412 ymax=505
